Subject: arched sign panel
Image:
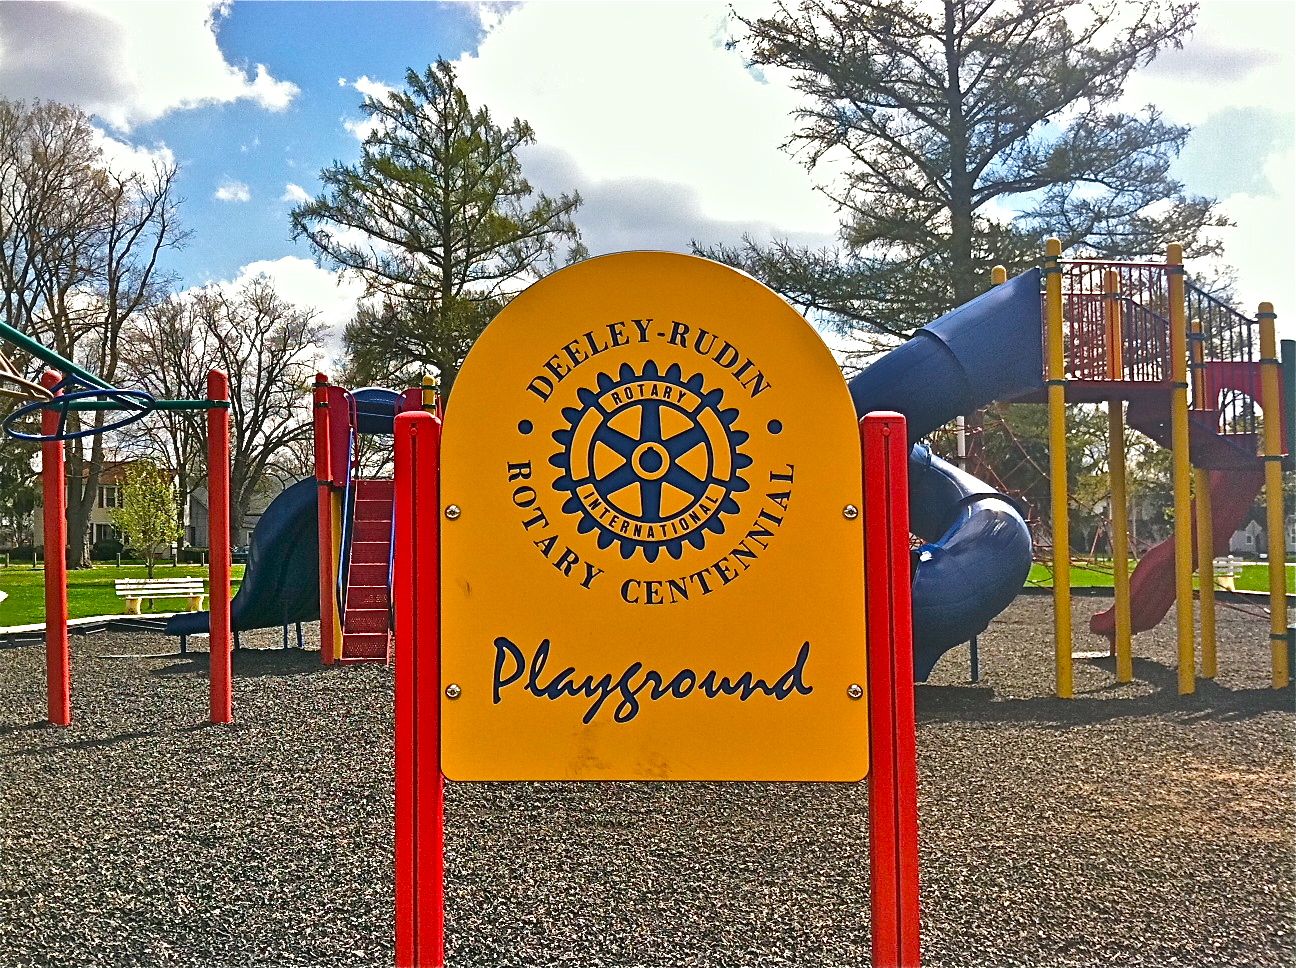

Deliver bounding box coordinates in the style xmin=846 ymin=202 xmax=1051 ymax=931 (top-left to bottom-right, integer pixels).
xmin=440 ymin=252 xmax=868 ymax=780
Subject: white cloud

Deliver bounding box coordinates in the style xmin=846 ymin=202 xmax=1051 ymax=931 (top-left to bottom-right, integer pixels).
xmin=214 ymin=180 xmax=251 ymax=203
xmin=343 ymin=116 xmax=378 ymax=142
xmin=1118 ymin=2 xmax=1296 ymax=339
xmin=0 ymin=1 xmax=299 ymax=131
xmin=92 ymin=128 xmax=176 ymax=178
xmin=340 ymin=75 xmax=398 ymax=141
xmin=1201 ymin=148 xmax=1296 ymax=338
xmin=281 ymin=183 xmax=311 ymax=204
xmin=452 ymin=3 xmax=838 ymax=242
xmin=351 ymin=75 xmax=396 ymax=101
xmin=1123 ymin=2 xmax=1295 ymax=126
xmin=209 ymin=256 xmax=366 ymax=364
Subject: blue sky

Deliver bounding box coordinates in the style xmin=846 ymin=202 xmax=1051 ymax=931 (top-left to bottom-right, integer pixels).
xmin=0 ymin=1 xmax=1292 ymax=340
xmin=115 ymin=2 xmax=489 ymax=286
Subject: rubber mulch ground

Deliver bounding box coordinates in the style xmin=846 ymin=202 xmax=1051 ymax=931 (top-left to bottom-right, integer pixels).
xmin=1 ymin=595 xmax=1292 ymax=967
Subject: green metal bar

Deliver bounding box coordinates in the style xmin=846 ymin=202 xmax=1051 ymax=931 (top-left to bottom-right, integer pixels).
xmin=0 ymin=317 xmax=113 ymax=391
xmin=33 ymin=398 xmax=229 ymax=412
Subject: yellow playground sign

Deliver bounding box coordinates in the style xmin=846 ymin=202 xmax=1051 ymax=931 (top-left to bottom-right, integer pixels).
xmin=440 ymin=252 xmax=869 ymax=780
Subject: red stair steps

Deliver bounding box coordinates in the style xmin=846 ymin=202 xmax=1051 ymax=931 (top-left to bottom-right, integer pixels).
xmin=340 ymin=478 xmax=394 ymax=664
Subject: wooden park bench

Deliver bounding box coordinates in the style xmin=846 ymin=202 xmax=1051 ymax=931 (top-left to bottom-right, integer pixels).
xmin=1213 ymin=556 xmax=1239 ymax=593
xmin=114 ymin=578 xmax=206 ymax=615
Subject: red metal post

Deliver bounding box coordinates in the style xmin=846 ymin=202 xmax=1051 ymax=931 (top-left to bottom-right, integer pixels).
xmin=394 ymin=410 xmax=444 ymax=968
xmin=39 ymin=371 xmax=70 ymax=727
xmin=207 ymin=369 xmax=233 ymax=724
xmin=862 ymin=412 xmax=921 ymax=968
xmin=313 ymin=374 xmax=337 ymax=666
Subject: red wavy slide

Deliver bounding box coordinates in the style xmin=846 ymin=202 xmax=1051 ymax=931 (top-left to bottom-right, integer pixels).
xmin=1090 ymin=467 xmax=1265 ymax=640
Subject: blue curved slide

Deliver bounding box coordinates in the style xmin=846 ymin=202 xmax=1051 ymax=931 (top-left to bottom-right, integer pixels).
xmin=848 ymin=270 xmax=1043 ymax=678
xmin=166 ymin=478 xmax=320 ymax=636
xmin=166 ymin=387 xmax=403 ymax=638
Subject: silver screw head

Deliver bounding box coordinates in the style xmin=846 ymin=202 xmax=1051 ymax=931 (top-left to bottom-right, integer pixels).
xmin=445 ymin=683 xmax=462 ymax=699
xmin=847 ymin=683 xmax=863 ymax=699
xmin=843 ymin=504 xmax=859 ymax=519
xmin=444 ymin=504 xmax=461 ymax=520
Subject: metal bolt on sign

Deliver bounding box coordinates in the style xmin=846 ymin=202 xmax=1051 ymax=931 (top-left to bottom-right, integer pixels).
xmin=444 ymin=504 xmax=461 ymax=520
xmin=847 ymin=683 xmax=863 ymax=699
xmin=445 ymin=684 xmax=462 ymax=699
xmin=843 ymin=505 xmax=859 ymax=519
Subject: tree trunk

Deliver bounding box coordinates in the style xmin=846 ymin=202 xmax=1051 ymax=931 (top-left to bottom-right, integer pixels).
xmin=63 ymin=435 xmax=102 ymax=570
xmin=176 ymin=466 xmax=190 ymax=553
xmin=438 ymin=363 xmax=457 ymax=402
xmin=943 ymin=0 xmax=977 ymax=307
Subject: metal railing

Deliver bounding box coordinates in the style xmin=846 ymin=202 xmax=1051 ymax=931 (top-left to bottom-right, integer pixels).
xmin=1051 ymin=261 xmax=1173 ymax=383
xmin=1186 ymin=282 xmax=1260 ymax=440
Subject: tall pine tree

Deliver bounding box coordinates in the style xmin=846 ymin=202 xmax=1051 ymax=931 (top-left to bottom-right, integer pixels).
xmin=699 ymin=0 xmax=1227 ymax=336
xmin=292 ymin=60 xmax=585 ymax=397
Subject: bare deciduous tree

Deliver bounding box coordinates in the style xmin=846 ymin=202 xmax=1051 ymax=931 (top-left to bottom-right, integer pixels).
xmin=0 ymin=98 xmax=184 ymax=566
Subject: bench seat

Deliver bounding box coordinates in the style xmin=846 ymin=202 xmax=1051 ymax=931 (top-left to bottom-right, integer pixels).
xmin=114 ymin=578 xmax=206 ymax=614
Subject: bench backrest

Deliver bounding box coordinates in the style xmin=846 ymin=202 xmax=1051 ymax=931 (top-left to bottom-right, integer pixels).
xmin=114 ymin=578 xmax=206 ymax=596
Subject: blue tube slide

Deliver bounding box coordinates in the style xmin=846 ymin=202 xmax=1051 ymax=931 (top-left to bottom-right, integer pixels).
xmin=847 ymin=270 xmax=1043 ymax=679
xmin=167 ymin=387 xmax=404 ymax=638
xmin=167 ymin=477 xmax=320 ymax=636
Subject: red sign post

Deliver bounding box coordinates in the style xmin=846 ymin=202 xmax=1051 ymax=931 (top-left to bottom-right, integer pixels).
xmin=862 ymin=412 xmax=921 ymax=968
xmin=394 ymin=410 xmax=445 ymax=968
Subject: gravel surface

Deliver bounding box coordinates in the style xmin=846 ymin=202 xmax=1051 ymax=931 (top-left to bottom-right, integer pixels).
xmin=1 ymin=596 xmax=1292 ymax=967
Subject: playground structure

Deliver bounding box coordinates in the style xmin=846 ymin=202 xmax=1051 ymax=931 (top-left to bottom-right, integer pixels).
xmin=164 ymin=273 xmax=1043 ymax=683
xmin=3 ymin=239 xmax=1290 ymax=730
xmin=1021 ymin=241 xmax=1293 ymax=697
xmin=165 ymin=377 xmax=432 ymax=665
xmin=0 ymin=316 xmax=234 ymax=726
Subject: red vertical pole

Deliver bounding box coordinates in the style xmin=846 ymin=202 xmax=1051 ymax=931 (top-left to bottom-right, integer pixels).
xmin=313 ymin=374 xmax=337 ymax=666
xmin=39 ymin=371 xmax=70 ymax=727
xmin=394 ymin=410 xmax=444 ymax=968
xmin=862 ymin=412 xmax=921 ymax=968
xmin=207 ymin=369 xmax=233 ymax=724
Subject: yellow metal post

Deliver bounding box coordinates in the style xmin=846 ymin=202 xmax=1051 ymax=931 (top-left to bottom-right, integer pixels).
xmin=1167 ymin=244 xmax=1196 ymax=694
xmin=1105 ymin=270 xmax=1133 ymax=681
xmin=421 ymin=373 xmax=437 ymax=411
xmin=330 ymin=490 xmax=344 ymax=663
xmin=1044 ymin=239 xmax=1073 ymax=697
xmin=1190 ymin=316 xmax=1218 ymax=677
xmin=1258 ymin=302 xmax=1290 ymax=689
xmin=991 ymin=265 xmax=1007 ymax=286
xmin=1195 ymin=468 xmax=1216 ymax=676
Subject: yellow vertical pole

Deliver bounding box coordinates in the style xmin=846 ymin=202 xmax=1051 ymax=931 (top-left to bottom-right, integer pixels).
xmin=991 ymin=265 xmax=1007 ymax=286
xmin=330 ymin=490 xmax=344 ymax=663
xmin=1044 ymin=239 xmax=1073 ymax=698
xmin=421 ymin=373 xmax=437 ymax=411
xmin=1105 ymin=270 xmax=1133 ymax=682
xmin=1258 ymin=302 xmax=1290 ymax=689
xmin=1190 ymin=316 xmax=1218 ymax=677
xmin=1167 ymin=244 xmax=1196 ymax=694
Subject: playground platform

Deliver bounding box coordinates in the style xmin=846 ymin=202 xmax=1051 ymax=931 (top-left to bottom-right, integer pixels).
xmin=0 ymin=604 xmax=1290 ymax=968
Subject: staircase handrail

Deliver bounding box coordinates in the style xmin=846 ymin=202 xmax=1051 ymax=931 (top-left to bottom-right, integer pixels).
xmin=335 ymin=391 xmax=360 ymax=626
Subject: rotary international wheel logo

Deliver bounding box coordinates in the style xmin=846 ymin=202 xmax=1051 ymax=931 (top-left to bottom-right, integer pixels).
xmin=550 ymin=361 xmax=751 ymax=562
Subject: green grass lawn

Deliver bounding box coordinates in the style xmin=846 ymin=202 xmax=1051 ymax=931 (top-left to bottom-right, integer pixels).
xmin=0 ymin=564 xmax=245 ymax=627
xmin=1028 ymin=560 xmax=1295 ymax=593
